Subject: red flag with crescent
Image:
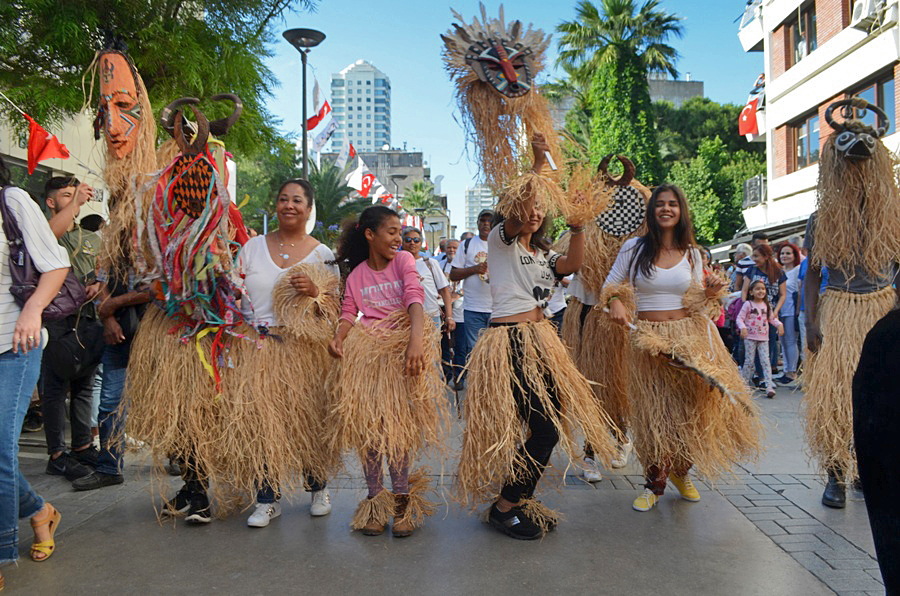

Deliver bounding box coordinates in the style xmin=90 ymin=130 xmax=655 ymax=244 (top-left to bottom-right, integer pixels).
xmin=739 ymin=98 xmax=759 ymax=137
xmin=360 ymin=173 xmax=376 ymax=198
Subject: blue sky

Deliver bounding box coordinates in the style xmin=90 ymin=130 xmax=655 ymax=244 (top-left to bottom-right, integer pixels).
xmin=267 ymin=1 xmax=764 ymax=232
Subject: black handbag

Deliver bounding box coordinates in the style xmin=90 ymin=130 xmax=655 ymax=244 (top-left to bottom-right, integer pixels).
xmin=1 ymin=186 xmax=86 ymax=321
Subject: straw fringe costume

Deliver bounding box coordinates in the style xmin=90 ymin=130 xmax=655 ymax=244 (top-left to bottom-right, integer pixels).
xmin=801 ymin=98 xmax=900 ymax=489
xmin=602 ymin=244 xmax=761 ymax=495
xmin=804 ymin=287 xmax=896 ymax=482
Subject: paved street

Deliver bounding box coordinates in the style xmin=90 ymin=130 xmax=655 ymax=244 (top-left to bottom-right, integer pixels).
xmin=8 ymin=385 xmax=884 ymax=595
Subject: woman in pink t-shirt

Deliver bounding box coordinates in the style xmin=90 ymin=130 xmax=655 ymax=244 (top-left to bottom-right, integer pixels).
xmin=328 ymin=206 xmax=445 ymax=538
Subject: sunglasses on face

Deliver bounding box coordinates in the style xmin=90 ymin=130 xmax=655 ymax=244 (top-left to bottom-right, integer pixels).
xmin=403 ymin=237 xmax=421 ymax=243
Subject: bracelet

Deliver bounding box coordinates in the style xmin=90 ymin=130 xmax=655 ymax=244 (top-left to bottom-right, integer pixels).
xmin=568 ymin=225 xmax=585 ymax=234
xmin=608 ymin=296 xmax=620 ymax=304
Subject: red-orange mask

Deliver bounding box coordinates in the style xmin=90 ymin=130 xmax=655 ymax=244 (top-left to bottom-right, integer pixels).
xmin=98 ymin=52 xmax=142 ymax=159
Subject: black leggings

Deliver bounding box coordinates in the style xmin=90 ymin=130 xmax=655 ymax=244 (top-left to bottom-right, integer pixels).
xmin=497 ymin=324 xmax=561 ymax=503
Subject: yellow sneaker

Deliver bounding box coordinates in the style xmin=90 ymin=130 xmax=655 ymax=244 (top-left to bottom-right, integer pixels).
xmin=632 ymin=488 xmax=659 ymax=512
xmin=668 ymin=473 xmax=701 ymax=502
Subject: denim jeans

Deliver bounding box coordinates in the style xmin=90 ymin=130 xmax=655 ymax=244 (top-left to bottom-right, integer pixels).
xmin=0 ymin=347 xmax=46 ymax=564
xmin=451 ymin=320 xmax=467 ymax=383
xmin=463 ymin=310 xmax=491 ymax=353
xmin=96 ymin=341 xmax=131 ymax=477
xmin=780 ymin=315 xmax=799 ymax=374
xmin=798 ymin=311 xmax=807 ymax=354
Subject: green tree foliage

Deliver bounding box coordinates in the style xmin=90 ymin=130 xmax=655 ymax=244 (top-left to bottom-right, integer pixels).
xmin=235 ymin=136 xmax=301 ymax=233
xmin=668 ymin=137 xmax=765 ymax=244
xmin=557 ymin=0 xmax=683 ymax=184
xmin=0 ymin=0 xmax=316 ymax=155
xmin=401 ymin=180 xmax=443 ymax=216
xmin=655 ymin=97 xmax=765 ymax=166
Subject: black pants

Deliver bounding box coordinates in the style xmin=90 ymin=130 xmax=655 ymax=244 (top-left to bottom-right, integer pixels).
xmin=498 ymin=324 xmax=561 ymax=504
xmin=440 ymin=324 xmax=455 ymax=382
xmin=853 ymin=309 xmax=900 ymax=595
xmin=39 ymin=357 xmax=98 ymax=455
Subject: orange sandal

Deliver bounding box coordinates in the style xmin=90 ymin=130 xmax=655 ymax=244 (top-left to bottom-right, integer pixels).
xmin=30 ymin=503 xmax=61 ymax=562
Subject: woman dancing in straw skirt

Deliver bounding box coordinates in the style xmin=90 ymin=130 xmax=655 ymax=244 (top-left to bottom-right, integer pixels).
xmin=604 ymin=184 xmax=760 ymax=512
xmin=328 ymin=206 xmax=445 ymax=538
xmin=237 ymin=178 xmax=340 ymax=528
xmin=458 ymin=135 xmax=618 ymax=540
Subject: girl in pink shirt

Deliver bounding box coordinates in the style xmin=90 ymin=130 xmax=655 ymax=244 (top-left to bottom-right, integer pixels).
xmin=737 ymin=280 xmax=784 ymax=397
xmin=328 ymin=206 xmax=443 ymax=538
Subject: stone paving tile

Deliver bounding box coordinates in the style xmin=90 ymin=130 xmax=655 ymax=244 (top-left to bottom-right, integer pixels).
xmin=719 ymin=471 xmax=884 ymax=594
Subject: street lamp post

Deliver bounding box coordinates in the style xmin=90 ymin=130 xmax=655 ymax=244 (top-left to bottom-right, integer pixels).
xmin=283 ymin=28 xmax=326 ymax=180
xmin=389 ymin=173 xmax=407 ymax=201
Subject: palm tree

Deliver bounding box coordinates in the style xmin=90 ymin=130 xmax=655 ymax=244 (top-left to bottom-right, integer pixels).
xmin=556 ymin=0 xmax=683 ymax=183
xmin=557 ymin=0 xmax=683 ymax=87
xmin=306 ymin=159 xmax=369 ymax=244
xmin=400 ymin=180 xmax=444 ymax=216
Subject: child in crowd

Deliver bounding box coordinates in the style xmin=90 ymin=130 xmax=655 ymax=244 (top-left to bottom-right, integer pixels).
xmin=328 ymin=206 xmax=445 ymax=538
xmin=737 ymin=279 xmax=784 ymax=398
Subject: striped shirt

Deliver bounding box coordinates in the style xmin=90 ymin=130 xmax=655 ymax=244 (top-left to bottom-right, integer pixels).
xmin=0 ymin=186 xmax=71 ymax=354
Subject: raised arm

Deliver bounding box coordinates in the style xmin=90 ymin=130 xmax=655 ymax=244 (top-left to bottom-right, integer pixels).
xmin=502 ymin=134 xmax=549 ymax=240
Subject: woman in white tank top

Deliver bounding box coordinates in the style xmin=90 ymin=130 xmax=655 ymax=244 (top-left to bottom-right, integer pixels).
xmin=603 ymin=185 xmax=761 ymax=512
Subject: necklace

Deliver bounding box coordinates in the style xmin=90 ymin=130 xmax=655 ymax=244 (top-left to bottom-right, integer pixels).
xmin=276 ymin=231 xmax=295 ymax=260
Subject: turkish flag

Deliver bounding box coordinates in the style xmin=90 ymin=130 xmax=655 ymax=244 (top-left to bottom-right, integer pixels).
xmin=306 ymin=101 xmax=332 ymax=130
xmin=739 ymin=98 xmax=759 ymax=137
xmin=360 ymin=172 xmax=376 ymax=198
xmin=24 ymin=114 xmax=69 ymax=174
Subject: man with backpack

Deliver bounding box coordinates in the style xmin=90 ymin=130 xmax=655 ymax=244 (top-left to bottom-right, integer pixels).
xmin=39 ymin=177 xmax=104 ymax=481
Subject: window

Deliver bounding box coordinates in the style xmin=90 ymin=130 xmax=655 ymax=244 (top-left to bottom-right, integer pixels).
xmin=348 ymin=115 xmax=352 ymax=120
xmin=367 ymin=132 xmax=371 ymax=136
xmin=357 ymin=80 xmax=362 ymax=85
xmin=788 ymin=5 xmax=817 ymax=67
xmin=366 ymin=80 xmax=371 ymax=85
xmin=794 ymin=112 xmax=820 ymax=170
xmin=333 ymin=80 xmax=344 ymax=87
xmin=367 ymin=114 xmax=371 ymax=120
xmin=366 ymin=98 xmax=371 ymax=103
xmin=366 ymin=89 xmax=371 ymax=94
xmin=367 ymin=123 xmax=371 ymax=128
xmin=853 ymin=74 xmax=896 ymax=136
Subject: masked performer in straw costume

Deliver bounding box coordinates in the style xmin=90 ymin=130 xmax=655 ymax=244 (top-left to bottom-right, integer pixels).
xmin=605 ymin=184 xmax=760 ymax=512
xmin=457 ymin=136 xmax=618 ymax=540
xmin=802 ymin=98 xmax=900 ymax=509
xmin=119 ymin=96 xmax=295 ymax=523
xmin=558 ymin=156 xmax=649 ymax=482
xmin=328 ymin=206 xmax=446 ymax=538
xmin=72 ymin=42 xmax=157 ymax=493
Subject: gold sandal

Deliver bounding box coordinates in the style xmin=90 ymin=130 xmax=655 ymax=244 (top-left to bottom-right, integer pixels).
xmin=30 ymin=503 xmax=61 ymax=562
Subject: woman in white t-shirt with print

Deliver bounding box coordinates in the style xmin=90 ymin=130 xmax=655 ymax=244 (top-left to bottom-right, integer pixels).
xmin=236 ymin=179 xmax=340 ymax=529
xmin=457 ymin=135 xmax=617 ymax=540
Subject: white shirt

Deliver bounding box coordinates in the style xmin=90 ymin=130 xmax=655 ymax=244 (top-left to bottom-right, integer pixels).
xmin=450 ymin=235 xmax=491 ymax=313
xmin=415 ymin=256 xmax=449 ymax=317
xmin=544 ymin=273 xmax=571 ymax=316
xmin=487 ymin=224 xmax=562 ymax=319
xmin=781 ymin=266 xmax=800 ymax=317
xmin=567 ymin=273 xmax=597 ymax=306
xmin=237 ymin=235 xmax=337 ymax=326
xmin=0 ymin=187 xmax=71 ymax=354
xmin=443 ymin=259 xmax=465 ymax=323
xmin=604 ymin=237 xmax=702 ymax=312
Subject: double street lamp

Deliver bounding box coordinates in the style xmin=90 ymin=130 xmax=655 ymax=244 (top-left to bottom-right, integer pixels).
xmin=283 ymin=27 xmax=326 ymax=179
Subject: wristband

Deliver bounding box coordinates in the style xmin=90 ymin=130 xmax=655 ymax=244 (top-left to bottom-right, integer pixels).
xmin=568 ymin=225 xmax=585 ymax=234
xmin=608 ymin=296 xmax=620 ymax=304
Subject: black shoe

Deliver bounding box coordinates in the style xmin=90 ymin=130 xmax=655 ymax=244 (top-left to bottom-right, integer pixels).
xmin=165 ymin=457 xmax=182 ymax=477
xmin=46 ymin=453 xmax=92 ymax=481
xmin=185 ymin=492 xmax=212 ymax=524
xmin=72 ymin=470 xmax=125 ymax=491
xmin=822 ymin=473 xmax=846 ymax=509
xmin=71 ymin=447 xmax=99 ymax=468
xmin=22 ymin=405 xmax=42 ymax=433
xmin=775 ymin=375 xmax=795 ymax=386
xmin=161 ymin=485 xmax=192 ymax=517
xmin=488 ymin=503 xmax=544 ymax=540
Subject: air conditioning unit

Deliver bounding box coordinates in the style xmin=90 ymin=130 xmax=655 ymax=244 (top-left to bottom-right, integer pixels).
xmin=851 ymin=0 xmax=886 ymax=29
xmin=743 ymin=175 xmax=766 ymax=209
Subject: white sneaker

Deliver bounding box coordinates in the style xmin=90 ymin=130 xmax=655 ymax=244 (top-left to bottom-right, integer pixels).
xmin=310 ymin=489 xmax=332 ymax=517
xmin=247 ymin=501 xmax=281 ymax=527
xmin=611 ymin=439 xmax=633 ymax=469
xmin=581 ymin=457 xmax=603 ymax=482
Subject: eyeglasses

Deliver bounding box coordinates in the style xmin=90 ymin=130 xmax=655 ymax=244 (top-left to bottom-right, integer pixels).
xmin=403 ymin=237 xmax=421 ymax=243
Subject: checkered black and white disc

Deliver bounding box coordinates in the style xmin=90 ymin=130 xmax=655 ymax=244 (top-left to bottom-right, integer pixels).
xmin=595 ymin=185 xmax=645 ymax=237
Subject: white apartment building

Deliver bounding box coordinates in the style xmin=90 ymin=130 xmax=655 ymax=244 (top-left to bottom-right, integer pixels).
xmin=736 ymin=0 xmax=899 ymax=238
xmin=329 ymin=60 xmax=391 ymax=153
xmin=464 ymin=185 xmax=496 ymax=233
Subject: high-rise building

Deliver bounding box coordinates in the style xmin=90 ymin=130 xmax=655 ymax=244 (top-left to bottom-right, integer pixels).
xmin=329 ymin=60 xmax=391 ymax=153
xmin=464 ymin=185 xmax=496 ymax=233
